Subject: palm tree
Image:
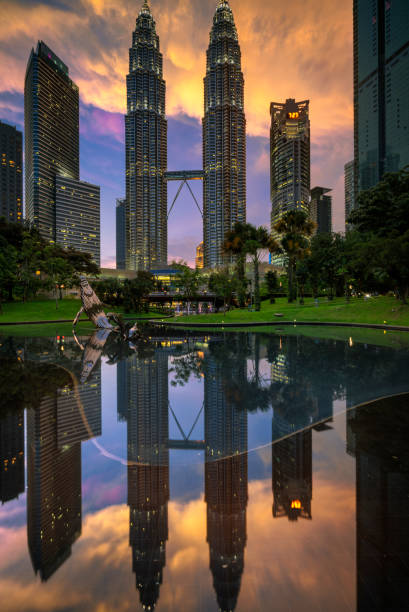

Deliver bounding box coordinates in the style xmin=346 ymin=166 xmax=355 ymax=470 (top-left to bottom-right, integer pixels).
xmin=222 ymin=222 xmax=249 ymax=307
xmin=274 ymin=211 xmax=315 ymax=303
xmin=243 ymin=225 xmax=280 ymax=311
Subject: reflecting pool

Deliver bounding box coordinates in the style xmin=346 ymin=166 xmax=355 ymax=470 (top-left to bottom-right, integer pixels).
xmin=0 ymin=327 xmax=409 ymax=611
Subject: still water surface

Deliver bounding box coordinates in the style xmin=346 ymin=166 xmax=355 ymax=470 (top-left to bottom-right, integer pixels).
xmin=0 ymin=327 xmax=408 ymax=611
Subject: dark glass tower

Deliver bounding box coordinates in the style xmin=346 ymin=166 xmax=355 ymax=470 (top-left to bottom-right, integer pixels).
xmin=203 ymin=0 xmax=246 ymax=268
xmin=0 ymin=410 xmax=24 ymax=504
xmin=0 ymin=120 xmax=23 ymax=223
xmin=125 ymin=1 xmax=167 ymax=271
xmin=25 ymin=41 xmax=79 ymax=241
xmin=354 ymin=0 xmax=409 ymax=195
xmin=116 ymin=198 xmax=126 ymax=270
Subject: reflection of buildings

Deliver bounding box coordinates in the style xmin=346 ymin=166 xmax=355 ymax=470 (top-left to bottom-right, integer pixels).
xmin=205 ymin=354 xmax=248 ymax=612
xmin=123 ymin=350 xmax=169 ymax=610
xmin=27 ymin=365 xmax=101 ymax=581
xmin=272 ymin=424 xmax=312 ymax=521
xmin=0 ymin=410 xmax=24 ymax=504
xmin=347 ymin=397 xmax=409 ymax=610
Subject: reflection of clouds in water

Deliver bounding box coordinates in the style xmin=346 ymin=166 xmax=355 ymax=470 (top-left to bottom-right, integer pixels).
xmin=0 ymin=475 xmax=355 ymax=611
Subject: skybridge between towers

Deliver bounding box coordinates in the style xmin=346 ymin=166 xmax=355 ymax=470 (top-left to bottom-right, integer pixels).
xmin=165 ymin=170 xmax=204 ymax=219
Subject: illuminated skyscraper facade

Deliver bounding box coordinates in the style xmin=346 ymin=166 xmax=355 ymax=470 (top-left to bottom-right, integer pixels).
xmin=25 ymin=41 xmax=79 ymax=241
xmin=125 ymin=1 xmax=167 ymax=271
xmin=0 ymin=120 xmax=23 ymax=223
xmin=270 ymin=99 xmax=310 ymax=246
xmin=354 ymin=0 xmax=409 ymax=194
xmin=344 ymin=160 xmax=355 ymax=230
xmin=203 ymin=0 xmax=246 ymax=268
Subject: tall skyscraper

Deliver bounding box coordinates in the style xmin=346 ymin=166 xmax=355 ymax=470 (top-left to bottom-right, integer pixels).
xmin=203 ymin=0 xmax=246 ymax=268
xmin=25 ymin=41 xmax=79 ymax=241
xmin=310 ymin=186 xmax=332 ymax=235
xmin=344 ymin=160 xmax=355 ymax=230
xmin=354 ymin=0 xmax=409 ymax=194
xmin=0 ymin=120 xmax=23 ymax=223
xmin=125 ymin=1 xmax=167 ymax=271
xmin=116 ymin=198 xmax=126 ymax=270
xmin=270 ymin=99 xmax=310 ymax=244
xmin=55 ymin=176 xmax=101 ymax=266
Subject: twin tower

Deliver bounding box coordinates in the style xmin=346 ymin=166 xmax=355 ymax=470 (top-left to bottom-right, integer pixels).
xmin=125 ymin=0 xmax=246 ymax=271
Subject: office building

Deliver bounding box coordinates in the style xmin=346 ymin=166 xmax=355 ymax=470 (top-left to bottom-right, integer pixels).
xmin=354 ymin=0 xmax=409 ymax=194
xmin=195 ymin=241 xmax=204 ymax=269
xmin=116 ymin=198 xmax=126 ymax=270
xmin=310 ymin=186 xmax=332 ymax=235
xmin=344 ymin=160 xmax=355 ymax=230
xmin=203 ymin=0 xmax=246 ymax=268
xmin=270 ymin=99 xmax=310 ymax=248
xmin=55 ymin=176 xmax=100 ymax=266
xmin=0 ymin=120 xmax=23 ymax=223
xmin=125 ymin=1 xmax=167 ymax=271
xmin=25 ymin=41 xmax=79 ymax=241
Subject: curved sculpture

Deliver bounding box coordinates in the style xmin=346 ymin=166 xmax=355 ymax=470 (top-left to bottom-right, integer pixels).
xmin=74 ymin=277 xmax=113 ymax=330
xmin=73 ymin=276 xmax=143 ymax=341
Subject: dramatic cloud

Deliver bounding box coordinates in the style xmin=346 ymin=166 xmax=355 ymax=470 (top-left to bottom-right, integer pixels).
xmin=0 ymin=0 xmax=353 ymax=263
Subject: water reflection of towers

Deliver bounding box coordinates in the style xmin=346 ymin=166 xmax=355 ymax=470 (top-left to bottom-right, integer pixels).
xmin=204 ymin=353 xmax=248 ymax=612
xmin=119 ymin=349 xmax=169 ymax=610
xmin=27 ymin=363 xmax=102 ymax=581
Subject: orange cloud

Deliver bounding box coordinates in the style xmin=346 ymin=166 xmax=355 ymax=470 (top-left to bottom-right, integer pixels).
xmin=0 ymin=0 xmax=353 ymax=139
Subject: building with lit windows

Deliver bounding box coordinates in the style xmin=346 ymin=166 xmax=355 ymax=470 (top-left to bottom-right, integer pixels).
xmin=0 ymin=120 xmax=23 ymax=223
xmin=354 ymin=0 xmax=409 ymax=195
xmin=116 ymin=198 xmax=126 ymax=270
xmin=25 ymin=41 xmax=79 ymax=241
xmin=270 ymin=98 xmax=310 ymax=257
xmin=344 ymin=160 xmax=355 ymax=230
xmin=310 ymin=186 xmax=332 ymax=235
xmin=55 ymin=176 xmax=100 ymax=266
xmin=203 ymin=0 xmax=246 ymax=268
xmin=196 ymin=241 xmax=204 ymax=269
xmin=125 ymin=1 xmax=167 ymax=271
xmin=0 ymin=410 xmax=24 ymax=504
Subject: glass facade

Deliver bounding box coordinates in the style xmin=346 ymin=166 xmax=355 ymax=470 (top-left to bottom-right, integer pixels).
xmin=354 ymin=0 xmax=409 ymax=194
xmin=344 ymin=160 xmax=356 ymax=230
xmin=203 ymin=0 xmax=246 ymax=268
xmin=310 ymin=187 xmax=332 ymax=235
xmin=116 ymin=198 xmax=126 ymax=270
xmin=55 ymin=176 xmax=100 ymax=266
xmin=270 ymin=99 xmax=310 ymax=253
xmin=125 ymin=1 xmax=167 ymax=271
xmin=0 ymin=120 xmax=23 ymax=223
xmin=25 ymin=41 xmax=79 ymax=241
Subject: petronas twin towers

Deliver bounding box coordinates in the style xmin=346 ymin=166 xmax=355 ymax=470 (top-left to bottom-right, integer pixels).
xmin=125 ymin=0 xmax=246 ymax=270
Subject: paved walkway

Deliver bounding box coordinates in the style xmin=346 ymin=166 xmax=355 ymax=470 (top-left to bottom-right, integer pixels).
xmin=149 ymin=319 xmax=409 ymax=332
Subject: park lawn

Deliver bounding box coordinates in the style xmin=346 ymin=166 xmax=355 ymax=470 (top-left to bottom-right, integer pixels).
xmin=171 ymin=296 xmax=409 ymax=327
xmin=0 ymin=298 xmax=163 ymax=324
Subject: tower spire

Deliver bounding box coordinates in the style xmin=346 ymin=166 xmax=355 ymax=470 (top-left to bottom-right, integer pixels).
xmin=140 ymin=0 xmax=150 ymax=14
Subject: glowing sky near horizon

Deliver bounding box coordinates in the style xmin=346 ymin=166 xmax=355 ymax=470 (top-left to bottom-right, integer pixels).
xmin=0 ymin=0 xmax=353 ymax=267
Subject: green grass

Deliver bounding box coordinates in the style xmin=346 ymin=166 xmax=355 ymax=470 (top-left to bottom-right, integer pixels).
xmin=171 ymin=296 xmax=409 ymax=328
xmin=0 ymin=298 xmax=163 ymax=324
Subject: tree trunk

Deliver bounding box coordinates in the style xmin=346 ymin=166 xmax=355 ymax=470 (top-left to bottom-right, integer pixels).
xmin=237 ymin=254 xmax=246 ymax=308
xmin=288 ymin=259 xmax=296 ymax=303
xmin=299 ymin=284 xmax=305 ymax=305
xmin=254 ymin=258 xmax=261 ymax=312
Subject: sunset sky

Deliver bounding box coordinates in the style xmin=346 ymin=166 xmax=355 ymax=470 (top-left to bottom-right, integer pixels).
xmin=0 ymin=0 xmax=354 ymax=266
